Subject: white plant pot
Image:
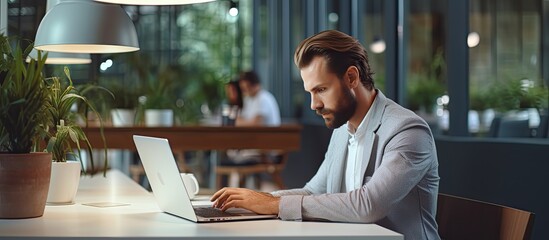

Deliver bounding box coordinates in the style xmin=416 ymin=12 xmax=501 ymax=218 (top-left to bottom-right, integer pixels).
xmin=527 ymin=108 xmax=540 ymax=128
xmin=47 ymin=161 xmax=81 ymax=205
xmin=468 ymin=110 xmax=480 ymax=133
xmin=111 ymin=108 xmax=136 ymax=127
xmin=481 ymin=108 xmax=496 ymax=132
xmin=145 ymin=109 xmax=174 ymax=127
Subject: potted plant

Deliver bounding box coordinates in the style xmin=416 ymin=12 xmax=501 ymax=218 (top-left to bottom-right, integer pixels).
xmin=126 ymin=52 xmax=224 ymax=126
xmin=137 ymin=65 xmax=179 ymax=127
xmin=469 ymin=86 xmax=495 ymax=134
xmin=0 ymin=34 xmax=51 ymax=218
xmin=43 ymin=67 xmax=108 ymax=204
xmin=101 ymin=79 xmax=139 ymax=127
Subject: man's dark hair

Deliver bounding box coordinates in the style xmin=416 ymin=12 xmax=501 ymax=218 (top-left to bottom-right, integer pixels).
xmin=294 ymin=30 xmax=374 ymax=90
xmin=239 ymin=71 xmax=261 ymax=86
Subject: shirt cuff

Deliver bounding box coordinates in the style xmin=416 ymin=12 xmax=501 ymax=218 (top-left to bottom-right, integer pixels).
xmin=278 ymin=195 xmax=303 ymax=221
xmin=270 ymin=190 xmax=282 ymax=197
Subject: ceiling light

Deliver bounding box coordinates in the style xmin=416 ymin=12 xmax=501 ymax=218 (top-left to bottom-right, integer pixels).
xmin=467 ymin=32 xmax=480 ymax=48
xmin=26 ymin=49 xmax=92 ymax=64
xmin=228 ymin=1 xmax=238 ymax=16
xmin=93 ymin=0 xmax=215 ymax=5
xmin=35 ymin=0 xmax=139 ymax=54
xmin=369 ymin=36 xmax=386 ymax=54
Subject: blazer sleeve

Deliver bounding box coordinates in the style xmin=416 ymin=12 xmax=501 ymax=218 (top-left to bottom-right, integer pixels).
xmin=271 ymin=130 xmax=345 ymax=220
xmin=270 ymin=157 xmax=329 ymax=221
xmin=277 ymin=120 xmax=436 ymax=222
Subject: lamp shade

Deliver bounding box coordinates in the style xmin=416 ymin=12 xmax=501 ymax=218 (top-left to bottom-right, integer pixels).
xmin=94 ymin=0 xmax=215 ymax=5
xmin=26 ymin=49 xmax=92 ymax=65
xmin=34 ymin=1 xmax=139 ymax=54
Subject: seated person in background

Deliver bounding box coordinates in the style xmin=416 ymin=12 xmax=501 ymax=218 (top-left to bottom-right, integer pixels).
xmin=222 ymin=71 xmax=281 ymax=165
xmin=212 ymin=30 xmax=440 ymax=239
xmin=237 ymin=71 xmax=281 ymax=127
xmin=222 ymin=80 xmax=243 ymax=126
xmin=226 ymin=80 xmax=243 ymax=109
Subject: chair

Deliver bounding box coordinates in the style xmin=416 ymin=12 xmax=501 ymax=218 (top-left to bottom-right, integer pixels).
xmin=215 ymin=151 xmax=288 ymax=190
xmin=436 ymin=193 xmax=535 ymax=240
xmin=536 ymin=115 xmax=548 ymax=138
xmin=497 ymin=119 xmax=531 ymax=138
xmin=486 ymin=116 xmax=502 ymax=137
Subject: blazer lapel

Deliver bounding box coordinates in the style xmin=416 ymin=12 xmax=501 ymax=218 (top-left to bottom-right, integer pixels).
xmin=327 ymin=129 xmax=349 ymax=193
xmin=360 ymin=132 xmax=378 ymax=183
xmin=360 ymin=90 xmax=387 ymax=184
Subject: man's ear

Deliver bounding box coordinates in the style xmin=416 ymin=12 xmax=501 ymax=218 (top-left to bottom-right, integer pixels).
xmin=346 ymin=66 xmax=360 ymax=88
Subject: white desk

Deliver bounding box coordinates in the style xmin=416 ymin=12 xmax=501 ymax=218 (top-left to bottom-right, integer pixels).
xmin=0 ymin=170 xmax=403 ymax=240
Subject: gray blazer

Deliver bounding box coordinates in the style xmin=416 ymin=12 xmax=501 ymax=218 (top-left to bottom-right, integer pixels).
xmin=272 ymin=90 xmax=440 ymax=240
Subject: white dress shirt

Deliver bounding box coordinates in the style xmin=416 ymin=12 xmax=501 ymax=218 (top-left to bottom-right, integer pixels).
xmin=345 ymin=101 xmax=374 ymax=192
xmin=240 ymin=89 xmax=281 ymax=126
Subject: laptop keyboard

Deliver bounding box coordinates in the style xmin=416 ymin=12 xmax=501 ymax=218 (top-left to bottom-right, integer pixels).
xmin=194 ymin=207 xmax=238 ymax=218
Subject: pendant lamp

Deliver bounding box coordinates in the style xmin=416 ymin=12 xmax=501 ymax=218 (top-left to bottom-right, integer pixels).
xmin=29 ymin=0 xmax=91 ymax=64
xmin=94 ymin=0 xmax=215 ymax=5
xmin=34 ymin=0 xmax=139 ymax=54
xmin=26 ymin=49 xmax=92 ymax=64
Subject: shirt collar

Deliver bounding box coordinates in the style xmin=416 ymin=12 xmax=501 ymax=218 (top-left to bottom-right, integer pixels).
xmin=347 ymin=96 xmax=378 ymax=138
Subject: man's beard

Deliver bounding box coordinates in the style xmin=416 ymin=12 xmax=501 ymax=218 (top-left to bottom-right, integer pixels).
xmin=316 ymin=87 xmax=357 ymax=129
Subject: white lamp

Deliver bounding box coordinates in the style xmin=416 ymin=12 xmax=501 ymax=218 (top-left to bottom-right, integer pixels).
xmin=26 ymin=49 xmax=92 ymax=64
xmin=93 ymin=0 xmax=215 ymax=5
xmin=467 ymin=32 xmax=480 ymax=48
xmin=28 ymin=0 xmax=91 ymax=64
xmin=369 ymin=36 xmax=386 ymax=54
xmin=35 ymin=0 xmax=139 ymax=54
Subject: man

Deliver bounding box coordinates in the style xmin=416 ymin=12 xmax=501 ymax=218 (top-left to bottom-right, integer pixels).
xmin=224 ymin=71 xmax=281 ymax=165
xmin=212 ymin=30 xmax=440 ymax=239
xmin=236 ymin=71 xmax=280 ymax=126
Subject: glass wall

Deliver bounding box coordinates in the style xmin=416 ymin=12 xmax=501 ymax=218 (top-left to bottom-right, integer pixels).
xmin=407 ymin=1 xmax=446 ymax=120
xmin=102 ymin=1 xmax=253 ymax=124
xmin=361 ymin=0 xmax=386 ymax=92
xmin=469 ymin=0 xmax=546 ymax=137
xmin=4 ymin=0 xmax=548 ymax=137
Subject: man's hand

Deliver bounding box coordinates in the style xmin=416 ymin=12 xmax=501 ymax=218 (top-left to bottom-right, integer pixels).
xmin=210 ymin=187 xmax=280 ymax=215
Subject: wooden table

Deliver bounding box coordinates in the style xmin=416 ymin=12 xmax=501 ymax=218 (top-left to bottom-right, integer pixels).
xmin=82 ymin=124 xmax=302 ymax=188
xmin=83 ymin=124 xmax=302 ymax=151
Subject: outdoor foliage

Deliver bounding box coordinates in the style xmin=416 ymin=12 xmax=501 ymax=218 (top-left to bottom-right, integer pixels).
xmin=101 ymin=2 xmax=237 ymax=125
xmin=407 ymin=48 xmax=446 ymax=113
xmin=486 ymin=79 xmax=548 ymax=112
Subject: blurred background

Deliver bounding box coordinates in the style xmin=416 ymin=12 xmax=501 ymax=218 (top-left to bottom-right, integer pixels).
xmin=4 ymin=0 xmax=547 ymax=136
xmin=2 ymin=0 xmax=549 ymax=239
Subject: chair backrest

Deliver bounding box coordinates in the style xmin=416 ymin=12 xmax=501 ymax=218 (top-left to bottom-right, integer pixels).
xmin=487 ymin=116 xmax=501 ymax=137
xmin=436 ymin=193 xmax=534 ymax=240
xmin=537 ymin=115 xmax=548 ymax=138
xmin=215 ymin=150 xmax=289 ymax=190
xmin=497 ymin=119 xmax=530 ymax=138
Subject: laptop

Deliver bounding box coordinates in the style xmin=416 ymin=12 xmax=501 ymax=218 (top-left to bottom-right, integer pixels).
xmin=133 ymin=135 xmax=278 ymax=222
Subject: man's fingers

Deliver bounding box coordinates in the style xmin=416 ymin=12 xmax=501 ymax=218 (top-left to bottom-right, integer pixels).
xmin=213 ymin=191 xmax=229 ymax=208
xmin=225 ymin=194 xmax=244 ymax=203
xmin=211 ymin=188 xmax=280 ymax=215
xmin=213 ymin=188 xmax=240 ymax=208
xmin=221 ymin=199 xmax=241 ymax=211
xmin=212 ymin=188 xmax=259 ymax=210
xmin=210 ymin=187 xmax=227 ymax=201
xmin=213 ymin=193 xmax=229 ymax=209
xmin=217 ymin=192 xmax=244 ymax=209
xmin=211 ymin=187 xmax=238 ymax=201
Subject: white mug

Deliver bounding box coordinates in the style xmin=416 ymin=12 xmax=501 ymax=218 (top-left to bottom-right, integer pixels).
xmin=180 ymin=173 xmax=200 ymax=199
